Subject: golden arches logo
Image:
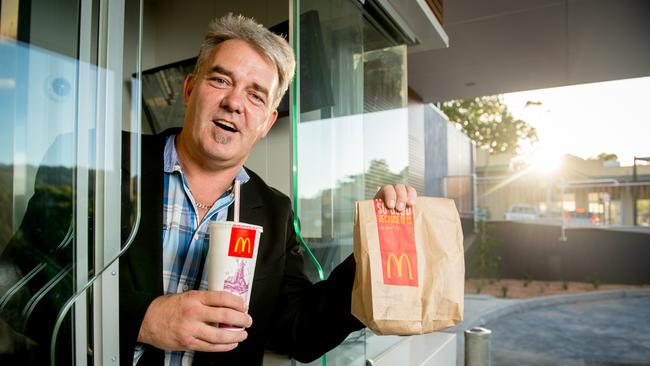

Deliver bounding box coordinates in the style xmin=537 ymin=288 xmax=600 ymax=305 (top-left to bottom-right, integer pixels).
xmin=386 ymin=253 xmax=414 ymax=279
xmin=234 ymin=237 xmax=252 ymax=254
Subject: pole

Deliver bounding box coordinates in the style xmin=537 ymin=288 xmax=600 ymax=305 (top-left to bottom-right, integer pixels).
xmin=633 ymin=156 xmax=638 ymax=226
xmin=465 ymin=327 xmax=492 ymax=366
xmin=559 ymin=178 xmax=567 ymax=241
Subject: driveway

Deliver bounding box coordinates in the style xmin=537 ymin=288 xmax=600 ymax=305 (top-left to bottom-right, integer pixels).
xmin=485 ymin=296 xmax=650 ymax=365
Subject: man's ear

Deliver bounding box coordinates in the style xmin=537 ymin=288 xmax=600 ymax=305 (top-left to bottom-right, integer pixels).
xmin=183 ymin=74 xmax=195 ymax=106
xmin=260 ymin=110 xmax=278 ymax=138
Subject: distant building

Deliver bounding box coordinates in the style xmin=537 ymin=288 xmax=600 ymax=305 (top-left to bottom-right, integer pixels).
xmin=476 ymin=150 xmax=650 ymax=226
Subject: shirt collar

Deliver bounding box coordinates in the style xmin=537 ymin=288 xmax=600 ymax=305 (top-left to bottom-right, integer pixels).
xmin=163 ymin=134 xmax=250 ymax=184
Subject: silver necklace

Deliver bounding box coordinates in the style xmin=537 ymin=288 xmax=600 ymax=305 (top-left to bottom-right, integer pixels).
xmin=194 ymin=184 xmax=234 ymax=211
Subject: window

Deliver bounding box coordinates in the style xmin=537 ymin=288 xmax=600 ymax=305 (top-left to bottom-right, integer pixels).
xmin=0 ymin=1 xmax=142 ymax=363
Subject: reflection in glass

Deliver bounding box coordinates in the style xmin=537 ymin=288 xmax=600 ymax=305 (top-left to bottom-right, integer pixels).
xmin=294 ymin=0 xmax=412 ymax=364
xmin=0 ymin=37 xmax=81 ymax=365
xmin=0 ymin=0 xmax=141 ymax=361
xmin=297 ymin=0 xmax=409 ymax=279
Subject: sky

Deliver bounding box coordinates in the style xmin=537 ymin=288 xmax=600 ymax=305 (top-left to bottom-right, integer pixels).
xmin=502 ymin=76 xmax=650 ymax=167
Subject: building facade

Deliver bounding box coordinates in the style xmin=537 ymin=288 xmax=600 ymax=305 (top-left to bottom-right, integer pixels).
xmin=477 ymin=151 xmax=650 ymax=226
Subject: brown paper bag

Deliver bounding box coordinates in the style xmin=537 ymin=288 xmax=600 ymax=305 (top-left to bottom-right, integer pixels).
xmin=351 ymin=197 xmax=464 ymax=335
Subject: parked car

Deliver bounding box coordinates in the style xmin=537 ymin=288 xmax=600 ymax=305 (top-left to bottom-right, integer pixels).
xmin=563 ymin=208 xmax=599 ymax=225
xmin=504 ymin=204 xmax=540 ymax=221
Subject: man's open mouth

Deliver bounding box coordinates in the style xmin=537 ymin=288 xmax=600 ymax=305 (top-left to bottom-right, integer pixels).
xmin=214 ymin=119 xmax=238 ymax=133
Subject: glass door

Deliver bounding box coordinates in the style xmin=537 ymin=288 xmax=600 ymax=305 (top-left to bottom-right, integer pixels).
xmin=291 ymin=0 xmax=412 ymax=364
xmin=0 ymin=0 xmax=141 ymax=364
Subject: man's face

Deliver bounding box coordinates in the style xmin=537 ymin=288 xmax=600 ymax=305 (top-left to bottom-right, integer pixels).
xmin=182 ymin=39 xmax=279 ymax=168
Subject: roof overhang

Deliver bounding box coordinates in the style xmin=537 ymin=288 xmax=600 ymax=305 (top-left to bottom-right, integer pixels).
xmin=406 ymin=0 xmax=650 ymax=102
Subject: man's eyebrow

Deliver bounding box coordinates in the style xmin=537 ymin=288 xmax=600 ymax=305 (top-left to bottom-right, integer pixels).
xmin=207 ymin=65 xmax=233 ymax=78
xmin=207 ymin=64 xmax=271 ymax=98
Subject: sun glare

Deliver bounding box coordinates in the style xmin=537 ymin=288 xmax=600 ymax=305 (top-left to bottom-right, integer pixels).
xmin=526 ymin=145 xmax=564 ymax=173
xmin=503 ymin=77 xmax=650 ymax=167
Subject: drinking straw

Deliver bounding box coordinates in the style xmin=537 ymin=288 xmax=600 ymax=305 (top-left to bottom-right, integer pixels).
xmin=234 ymin=179 xmax=241 ymax=222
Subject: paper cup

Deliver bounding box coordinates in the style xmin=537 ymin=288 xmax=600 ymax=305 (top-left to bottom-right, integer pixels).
xmin=207 ymin=221 xmax=263 ymax=329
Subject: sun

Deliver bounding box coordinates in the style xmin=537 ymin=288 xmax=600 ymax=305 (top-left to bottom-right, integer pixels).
xmin=525 ymin=145 xmax=564 ymax=173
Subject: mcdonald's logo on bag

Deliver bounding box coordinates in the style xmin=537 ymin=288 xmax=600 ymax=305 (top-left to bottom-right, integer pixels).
xmin=374 ymin=199 xmax=418 ymax=287
xmin=386 ymin=253 xmax=414 ymax=280
xmin=228 ymin=226 xmax=256 ymax=259
xmin=382 ymin=251 xmax=418 ymax=286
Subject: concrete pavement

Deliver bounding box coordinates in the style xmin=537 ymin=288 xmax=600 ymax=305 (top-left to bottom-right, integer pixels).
xmin=447 ymin=289 xmax=650 ymax=366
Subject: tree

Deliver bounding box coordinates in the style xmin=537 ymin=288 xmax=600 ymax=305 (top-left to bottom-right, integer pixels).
xmin=589 ymin=153 xmax=618 ymax=161
xmin=440 ymin=95 xmax=538 ymax=154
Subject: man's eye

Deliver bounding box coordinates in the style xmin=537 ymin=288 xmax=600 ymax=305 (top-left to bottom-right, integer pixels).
xmin=250 ymin=93 xmax=265 ymax=104
xmin=210 ymin=77 xmax=228 ymax=86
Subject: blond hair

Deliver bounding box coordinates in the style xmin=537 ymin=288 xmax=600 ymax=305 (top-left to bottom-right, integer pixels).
xmin=194 ymin=13 xmax=295 ymax=110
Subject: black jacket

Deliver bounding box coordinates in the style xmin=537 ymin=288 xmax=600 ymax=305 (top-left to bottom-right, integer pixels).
xmin=1 ymin=129 xmax=363 ymax=365
xmin=121 ymin=129 xmax=363 ymax=365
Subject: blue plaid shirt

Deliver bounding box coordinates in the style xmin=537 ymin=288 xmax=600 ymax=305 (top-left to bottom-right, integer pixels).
xmin=134 ymin=134 xmax=249 ymax=366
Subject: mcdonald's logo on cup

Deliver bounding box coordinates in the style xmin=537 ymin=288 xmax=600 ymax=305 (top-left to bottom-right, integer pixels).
xmin=228 ymin=226 xmax=256 ymax=259
xmin=235 ymin=237 xmax=251 ymax=253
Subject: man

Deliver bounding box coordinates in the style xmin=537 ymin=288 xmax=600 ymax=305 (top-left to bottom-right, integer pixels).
xmin=123 ymin=14 xmax=417 ymax=365
xmin=1 ymin=14 xmax=416 ymax=365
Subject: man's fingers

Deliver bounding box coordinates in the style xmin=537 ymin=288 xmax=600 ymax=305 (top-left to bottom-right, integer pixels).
xmin=377 ymin=185 xmax=397 ymax=209
xmin=183 ymin=335 xmax=241 ymax=353
xmin=138 ymin=291 xmax=253 ymax=352
xmin=394 ymin=184 xmax=408 ymax=212
xmin=375 ymin=184 xmax=417 ymax=211
xmin=204 ymin=342 xmax=240 ymax=353
xmin=200 ymin=291 xmax=247 ymax=312
xmin=406 ymin=185 xmax=417 ymax=206
xmin=203 ymin=306 xmax=253 ymax=329
xmin=195 ymin=323 xmax=248 ymax=345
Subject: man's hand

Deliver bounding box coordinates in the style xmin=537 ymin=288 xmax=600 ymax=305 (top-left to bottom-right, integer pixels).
xmin=138 ymin=290 xmax=252 ymax=352
xmin=375 ymin=184 xmax=417 ymax=212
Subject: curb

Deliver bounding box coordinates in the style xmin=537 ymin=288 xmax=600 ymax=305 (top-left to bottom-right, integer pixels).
xmin=462 ymin=288 xmax=650 ymax=330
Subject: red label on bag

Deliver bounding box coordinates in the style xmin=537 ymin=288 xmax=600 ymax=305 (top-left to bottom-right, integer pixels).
xmin=374 ymin=199 xmax=418 ymax=287
xmin=228 ymin=226 xmax=256 ymax=258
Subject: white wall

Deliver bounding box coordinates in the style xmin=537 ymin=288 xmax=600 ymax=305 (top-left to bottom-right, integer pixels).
xmin=144 ymin=0 xmax=289 ymax=68
xmin=245 ymin=115 xmax=292 ymax=197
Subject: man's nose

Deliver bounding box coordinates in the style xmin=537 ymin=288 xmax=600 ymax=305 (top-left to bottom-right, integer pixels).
xmin=220 ymin=88 xmax=244 ymax=113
